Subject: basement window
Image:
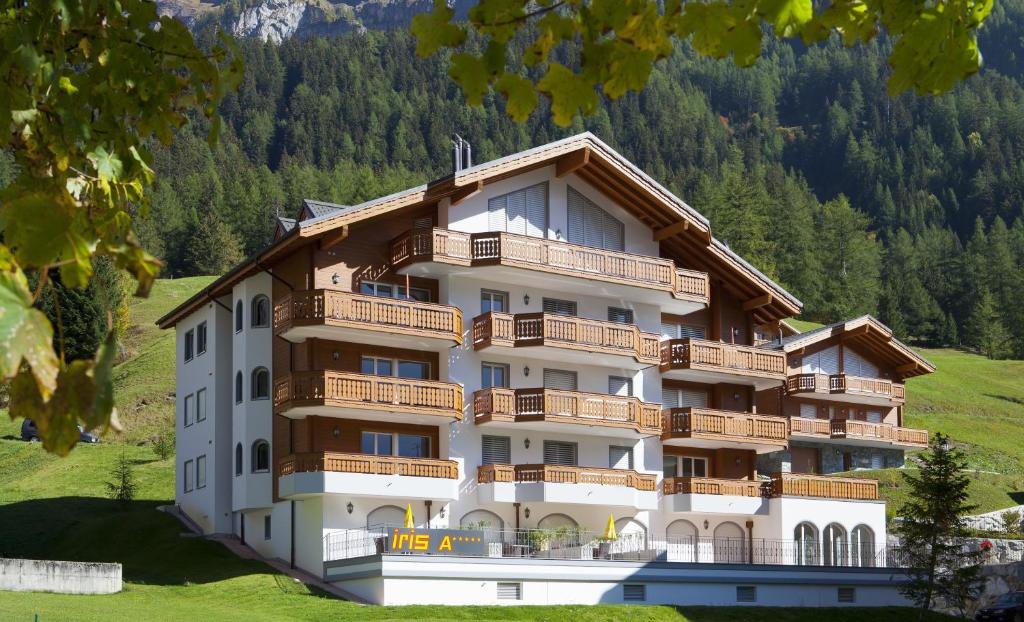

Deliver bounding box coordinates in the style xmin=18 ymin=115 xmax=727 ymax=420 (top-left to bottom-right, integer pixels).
xmin=623 ymin=584 xmax=646 ymax=601
xmin=736 ymin=586 xmax=757 ymax=603
xmin=838 ymin=587 xmax=856 ymax=603
xmin=497 ymin=582 xmax=522 ymax=600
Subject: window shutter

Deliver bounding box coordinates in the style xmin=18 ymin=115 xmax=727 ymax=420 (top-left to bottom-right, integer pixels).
xmin=481 ymin=435 xmax=511 ymax=465
xmin=679 ymin=325 xmax=706 ymax=339
xmin=542 ymin=298 xmax=577 ymax=316
xmin=604 ymin=211 xmax=625 ymax=251
xmin=413 ymin=216 xmax=433 ymax=229
xmin=818 ymin=346 xmax=840 ymax=375
xmin=506 ymin=188 xmax=527 ymax=235
xmin=844 ymin=347 xmax=878 ymax=377
xmin=543 ymin=441 xmax=577 ymax=466
xmin=870 ymin=453 xmax=883 ymax=469
xmin=668 ymin=388 xmax=707 ymax=409
xmin=608 ymin=307 xmax=634 ymax=324
xmin=661 ymin=388 xmax=680 ymax=409
xmin=609 ymin=446 xmax=633 ymax=470
xmin=583 ymin=200 xmax=602 ymax=247
xmin=866 ymin=410 xmax=882 ymax=423
xmin=524 ymin=183 xmax=547 ymax=238
xmin=497 ymin=582 xmax=522 ymax=600
xmin=661 ymin=323 xmax=679 ymax=339
xmin=567 ymin=187 xmax=585 ymax=245
xmin=623 ymin=585 xmax=646 ymax=601
xmin=609 ymin=376 xmax=632 ymax=396
xmin=488 ymin=195 xmax=506 ymax=232
xmin=543 ymin=369 xmax=578 ymax=391
xmin=800 ymin=403 xmax=818 ymax=419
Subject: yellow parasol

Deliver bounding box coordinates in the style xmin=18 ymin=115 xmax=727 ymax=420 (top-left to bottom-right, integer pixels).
xmin=602 ymin=514 xmax=617 ymax=541
xmin=403 ymin=503 xmax=415 ymax=529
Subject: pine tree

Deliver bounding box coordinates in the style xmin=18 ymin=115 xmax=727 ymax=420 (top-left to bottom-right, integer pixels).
xmin=942 ymin=312 xmax=959 ymax=347
xmin=898 ymin=433 xmax=984 ymax=620
xmin=965 ymin=290 xmax=1012 ymax=359
xmin=105 ymin=452 xmax=138 ymax=508
xmin=183 ymin=215 xmax=246 ymax=276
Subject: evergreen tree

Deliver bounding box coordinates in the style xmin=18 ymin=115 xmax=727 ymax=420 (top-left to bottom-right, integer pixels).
xmin=898 ymin=433 xmax=984 ymax=620
xmin=814 ymin=196 xmax=881 ymax=322
xmin=942 ymin=312 xmax=959 ymax=347
xmin=964 ymin=290 xmax=1012 ymax=359
xmin=105 ymin=452 xmax=138 ymax=508
xmin=183 ymin=215 xmax=246 ymax=277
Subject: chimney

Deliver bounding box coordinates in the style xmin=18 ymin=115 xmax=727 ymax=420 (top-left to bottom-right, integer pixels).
xmin=452 ymin=134 xmax=471 ymax=172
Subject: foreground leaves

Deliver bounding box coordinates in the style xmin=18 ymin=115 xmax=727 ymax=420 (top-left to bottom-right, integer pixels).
xmin=0 ymin=0 xmax=242 ymax=453
xmin=412 ymin=0 xmax=994 ymax=126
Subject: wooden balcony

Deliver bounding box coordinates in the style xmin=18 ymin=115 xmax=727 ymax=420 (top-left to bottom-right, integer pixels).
xmin=473 ymin=311 xmax=660 ymax=368
xmin=478 ymin=464 xmax=657 ymax=492
xmin=273 ymin=371 xmax=463 ymax=423
xmin=473 ymin=387 xmax=662 ymax=436
xmin=786 ymin=373 xmax=906 ymax=405
xmin=661 ymin=408 xmax=789 ymax=453
xmin=767 ymin=473 xmax=879 ymax=501
xmin=663 ymin=476 xmax=766 ymax=498
xmin=273 ymin=289 xmax=462 ymax=349
xmin=830 ymin=419 xmax=929 ymax=449
xmin=660 ymin=338 xmax=786 ymax=389
xmin=279 ymin=452 xmax=458 ymax=479
xmin=391 ymin=228 xmax=709 ymax=313
xmin=789 ymin=417 xmax=831 ymax=438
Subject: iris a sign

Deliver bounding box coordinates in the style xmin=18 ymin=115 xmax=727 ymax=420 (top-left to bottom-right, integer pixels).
xmin=386 ymin=528 xmax=487 ymax=556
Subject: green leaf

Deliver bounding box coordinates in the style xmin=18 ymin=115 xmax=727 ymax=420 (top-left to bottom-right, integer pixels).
xmin=88 ymin=146 xmax=124 ymax=181
xmin=0 ymin=247 xmax=59 ymax=400
xmin=411 ymin=0 xmax=467 ymax=57
xmin=603 ymin=46 xmax=656 ymax=99
xmin=537 ymin=64 xmax=599 ymax=127
xmin=758 ymin=0 xmax=812 ymax=37
xmin=449 ymin=53 xmax=492 ymax=106
xmin=495 ymin=73 xmax=539 ymax=122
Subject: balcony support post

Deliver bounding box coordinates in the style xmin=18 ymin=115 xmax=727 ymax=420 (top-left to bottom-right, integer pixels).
xmin=745 ymin=520 xmax=754 ymax=564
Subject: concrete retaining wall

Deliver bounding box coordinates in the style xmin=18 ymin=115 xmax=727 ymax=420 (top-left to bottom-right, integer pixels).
xmin=0 ymin=558 xmax=122 ymax=594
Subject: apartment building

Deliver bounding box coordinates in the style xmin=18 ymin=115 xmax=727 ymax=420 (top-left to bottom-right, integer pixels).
xmin=158 ymin=133 xmax=932 ymax=606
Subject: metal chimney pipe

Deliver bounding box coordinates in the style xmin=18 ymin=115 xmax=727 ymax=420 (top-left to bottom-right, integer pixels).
xmin=462 ymin=139 xmax=472 ymax=170
xmin=452 ymin=134 xmax=463 ymax=172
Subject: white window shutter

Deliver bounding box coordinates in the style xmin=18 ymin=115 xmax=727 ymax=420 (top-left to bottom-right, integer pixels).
xmin=482 ymin=435 xmax=511 ymax=465
xmin=567 ymin=187 xmax=585 ymax=245
xmin=525 ymin=183 xmax=547 ymax=237
xmin=543 ymin=369 xmax=578 ymax=391
xmin=677 ymin=388 xmax=708 ymax=408
xmin=609 ymin=446 xmax=633 ymax=470
xmin=800 ymin=403 xmax=817 ymax=419
xmin=819 ymin=346 xmax=840 ymax=375
xmin=488 ymin=195 xmax=506 ymax=232
xmin=661 ymin=323 xmax=680 ymax=339
xmin=609 ymin=376 xmax=632 ymax=396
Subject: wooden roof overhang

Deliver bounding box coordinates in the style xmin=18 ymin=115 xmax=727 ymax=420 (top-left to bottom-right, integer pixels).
xmin=783 ymin=317 xmax=935 ymax=379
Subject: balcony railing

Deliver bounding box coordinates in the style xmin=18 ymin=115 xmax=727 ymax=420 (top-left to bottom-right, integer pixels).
xmin=830 ymin=419 xmax=929 ymax=448
xmin=473 ymin=311 xmax=660 ymax=364
xmin=473 ymin=388 xmax=662 ymax=434
xmin=391 ymin=228 xmax=709 ymax=303
xmin=786 ymin=373 xmax=906 ymax=403
xmin=767 ymin=473 xmax=879 ymax=501
xmin=478 ymin=464 xmax=657 ymax=492
xmin=662 ymin=408 xmax=789 ymax=446
xmin=273 ymin=371 xmax=463 ymax=420
xmin=279 ymin=452 xmax=458 ymax=479
xmin=660 ymin=338 xmax=787 ymax=378
xmin=273 ymin=289 xmax=462 ymax=343
xmin=789 ymin=417 xmax=831 ymax=437
xmin=663 ymin=476 xmax=766 ymax=498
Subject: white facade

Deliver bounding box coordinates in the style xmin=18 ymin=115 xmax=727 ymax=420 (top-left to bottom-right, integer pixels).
xmin=168 ymin=141 xmax=915 ymax=608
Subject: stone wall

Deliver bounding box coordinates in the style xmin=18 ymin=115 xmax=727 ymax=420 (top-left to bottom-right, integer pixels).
xmin=757 ymin=441 xmax=904 ymax=475
xmin=0 ymin=558 xmax=122 ymax=595
xmin=964 ymin=505 xmax=1024 ymax=532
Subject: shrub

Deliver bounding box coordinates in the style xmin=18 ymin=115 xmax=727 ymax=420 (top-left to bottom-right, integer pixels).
xmin=1001 ymin=510 xmax=1022 ymax=535
xmin=105 ymin=452 xmax=137 ymax=507
xmin=153 ymin=431 xmax=175 ymax=461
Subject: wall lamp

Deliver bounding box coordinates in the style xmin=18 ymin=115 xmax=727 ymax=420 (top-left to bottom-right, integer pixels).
xmin=523 ymin=293 xmax=530 ymax=305
xmin=524 ymin=507 xmax=531 ymax=519
xmin=346 ymin=502 xmax=354 ymax=514
xmin=703 ymin=520 xmax=709 ymax=530
xmin=439 ymin=506 xmax=446 ymax=519
xmin=524 ymin=438 xmax=531 ymax=449
xmin=524 ymin=366 xmax=530 ymax=377
xmin=332 ymin=272 xmax=341 ymax=285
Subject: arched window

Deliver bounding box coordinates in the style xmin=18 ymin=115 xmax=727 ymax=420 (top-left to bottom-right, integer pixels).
xmin=251 ymin=295 xmax=270 ymax=328
xmin=251 ymin=367 xmax=269 ymax=400
xmin=235 ymin=443 xmax=243 ymax=476
xmin=666 ymin=519 xmax=699 ymax=563
xmin=235 ymin=371 xmax=243 ymax=404
xmin=537 ymin=513 xmax=577 ymax=529
xmin=460 ymin=509 xmax=504 ymax=532
xmin=713 ymin=521 xmax=745 ymax=563
xmin=851 ymin=525 xmax=875 ymax=567
xmin=536 ymin=513 xmax=582 ymax=548
xmin=251 ymin=440 xmax=269 ymax=473
xmin=823 ymin=523 xmax=848 ymax=566
xmin=235 ymin=300 xmax=243 ymax=333
xmin=367 ymin=505 xmax=406 ymax=530
xmin=612 ymin=517 xmax=648 ymax=556
xmin=794 ymin=522 xmax=820 ymax=565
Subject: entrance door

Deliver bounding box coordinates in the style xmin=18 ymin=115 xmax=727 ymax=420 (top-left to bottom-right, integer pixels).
xmin=790 ymin=446 xmax=819 ymax=474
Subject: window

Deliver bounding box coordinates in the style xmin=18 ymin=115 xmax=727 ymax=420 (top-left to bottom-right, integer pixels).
xmin=838 ymin=587 xmax=856 ymax=603
xmin=251 ymin=367 xmax=270 ymax=400
xmin=823 ymin=523 xmax=848 ymax=566
xmin=264 ymin=515 xmax=272 ymax=540
xmin=851 ymin=525 xmax=875 ymax=568
xmin=661 ymin=387 xmax=708 ymax=409
xmin=360 ymin=281 xmax=430 ymax=302
xmin=251 ymin=295 xmax=270 ymax=328
xmin=361 ymin=431 xmax=393 ymax=456
xmin=543 ymin=440 xmax=577 ymax=466
xmin=482 ymin=435 xmax=511 ymax=465
xmin=496 ymin=582 xmax=523 ymax=600
xmin=663 ymin=455 xmax=707 ymax=478
xmin=235 ymin=371 xmax=243 ymax=404
xmin=196 ymin=455 xmax=207 ymax=489
xmin=235 ymin=443 xmax=243 ymax=476
xmin=736 ymin=586 xmax=757 ymax=603
xmin=542 ymin=298 xmax=577 ymax=316
xmin=608 ymin=307 xmax=634 ymax=324
xmin=361 ymin=356 xmax=392 ymax=376
xmin=196 ymin=321 xmax=207 ymax=355
xmin=196 ymin=388 xmax=207 ymax=422
xmin=488 ymin=182 xmax=547 ymax=238
xmin=799 ymin=403 xmax=818 ymax=419
xmin=480 ymin=289 xmax=508 ymax=314
xmin=865 ymin=410 xmax=882 ymax=423
xmin=183 ymin=460 xmax=194 ymax=493
xmin=661 ymin=323 xmax=706 ymax=339
xmin=184 ymin=394 xmax=194 ymax=427
xmin=869 ymin=453 xmax=884 ymax=469
xmin=184 ymin=329 xmax=194 ymax=362
xmin=361 ymin=432 xmax=431 ymax=457
xmin=623 ymin=584 xmax=646 ymax=601
xmin=609 ymin=376 xmax=632 ymax=397
xmin=794 ymin=522 xmax=820 ymax=565
xmin=397 ymin=360 xmax=430 ymax=380
xmin=252 ymin=440 xmax=269 ymax=473
xmin=802 ymin=346 xmax=839 ymax=375
xmin=543 ymin=368 xmax=577 ymax=391
xmin=567 ymin=186 xmax=624 ymax=251
xmin=609 ymin=446 xmax=633 ymax=470
xmin=235 ymin=300 xmax=243 ymax=333
xmin=481 ymin=362 xmax=509 ymax=389
xmin=360 ymin=357 xmax=429 ymax=380
xmin=397 ymin=434 xmax=431 ymax=458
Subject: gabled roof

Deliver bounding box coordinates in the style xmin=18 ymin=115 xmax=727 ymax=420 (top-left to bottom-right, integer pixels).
xmin=275 ymin=216 xmax=296 ymax=233
xmin=158 ymin=132 xmax=802 ymax=328
xmin=759 ymin=315 xmax=935 ymax=378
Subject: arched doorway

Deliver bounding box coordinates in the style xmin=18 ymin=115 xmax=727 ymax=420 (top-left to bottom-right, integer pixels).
xmin=460 ymin=509 xmax=504 ymax=533
xmin=851 ymin=525 xmax=875 ymax=567
xmin=537 ymin=513 xmax=577 ymax=529
xmin=367 ymin=505 xmax=406 ymax=530
xmin=666 ymin=519 xmax=699 ymax=562
xmin=794 ymin=522 xmax=819 ymax=565
xmin=823 ymin=523 xmax=848 ymax=566
xmin=713 ymin=521 xmax=745 ymax=563
xmin=611 ymin=517 xmax=648 ymax=558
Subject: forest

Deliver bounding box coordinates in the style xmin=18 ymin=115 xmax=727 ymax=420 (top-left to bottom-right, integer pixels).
xmin=8 ymin=1 xmax=1024 ymax=360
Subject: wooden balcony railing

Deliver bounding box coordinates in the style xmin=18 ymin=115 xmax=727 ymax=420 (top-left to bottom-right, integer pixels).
xmin=473 ymin=311 xmax=660 ymax=364
xmin=273 ymin=371 xmax=463 ymax=419
xmin=660 ymin=338 xmax=787 ymax=378
xmin=830 ymin=419 xmax=929 ymax=448
xmin=279 ymin=452 xmax=458 ymax=479
xmin=662 ymin=408 xmax=789 ymax=446
xmin=767 ymin=473 xmax=879 ymax=501
xmin=789 ymin=417 xmax=831 ymax=437
xmin=273 ymin=289 xmax=462 ymax=343
xmin=391 ymin=228 xmax=709 ymax=303
xmin=473 ymin=387 xmax=662 ymax=434
xmin=786 ymin=373 xmax=906 ymax=403
xmin=663 ymin=476 xmax=766 ymax=498
xmin=477 ymin=464 xmax=657 ymax=491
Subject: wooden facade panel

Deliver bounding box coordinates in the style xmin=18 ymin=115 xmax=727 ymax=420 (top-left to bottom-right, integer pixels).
xmin=308 ymin=338 xmax=439 ymax=380
xmin=305 ymin=415 xmax=441 ymax=458
xmin=662 ymin=446 xmax=757 ymax=480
